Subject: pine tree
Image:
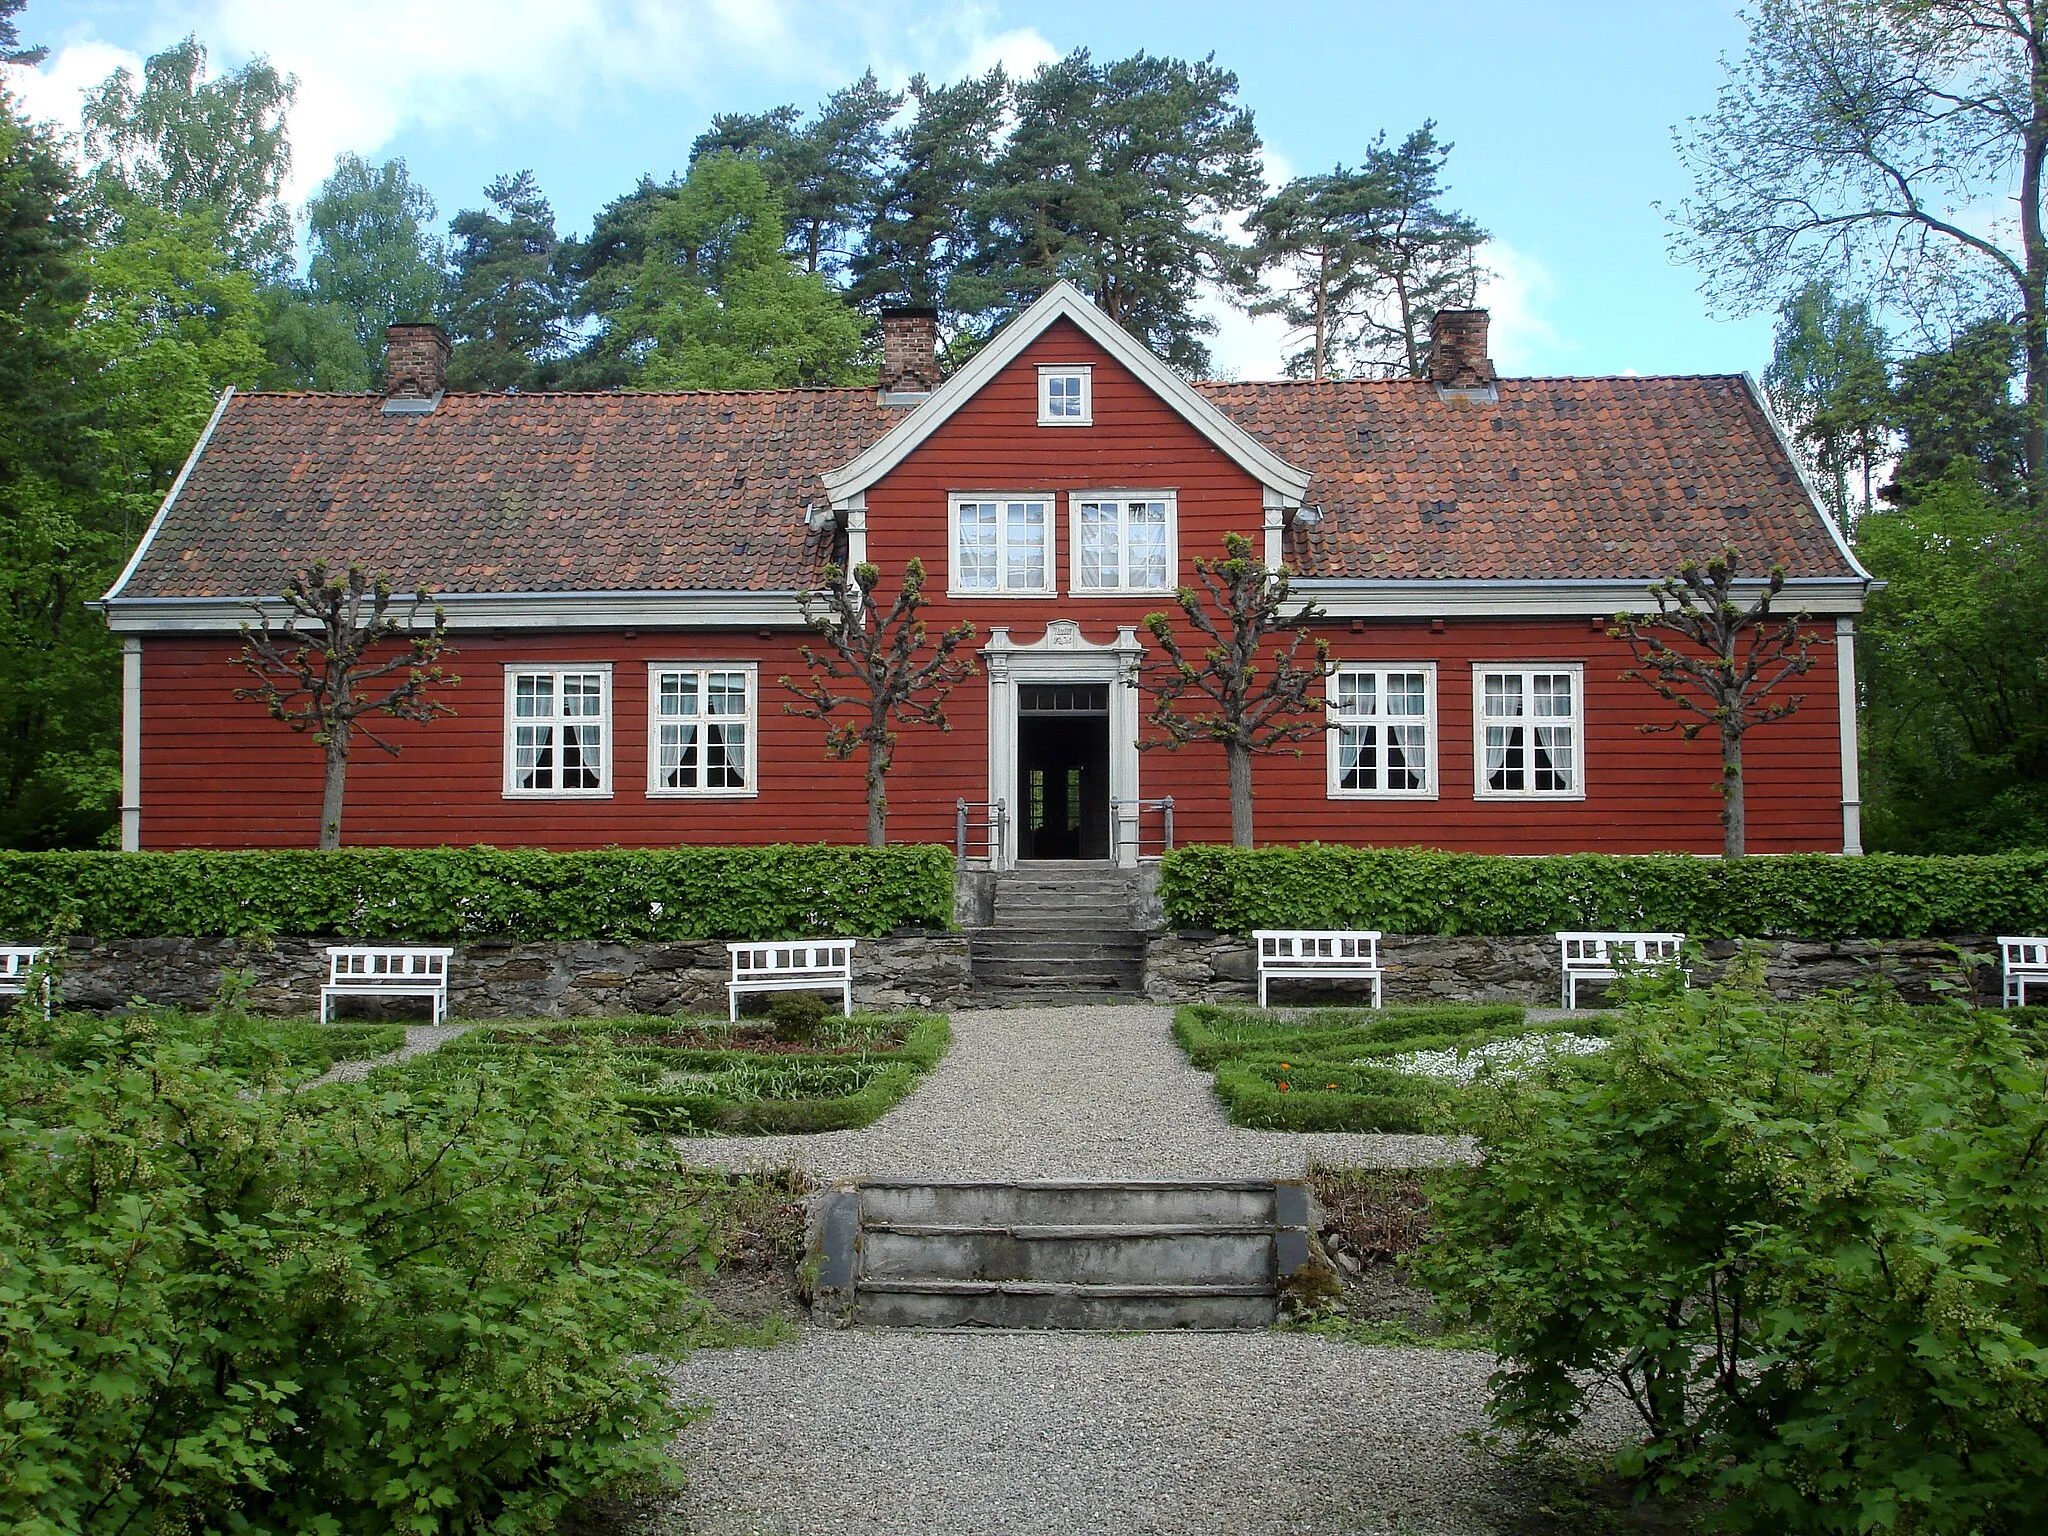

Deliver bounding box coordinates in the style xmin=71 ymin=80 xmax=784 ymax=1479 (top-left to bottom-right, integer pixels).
xmin=445 ymin=171 xmax=572 ymax=391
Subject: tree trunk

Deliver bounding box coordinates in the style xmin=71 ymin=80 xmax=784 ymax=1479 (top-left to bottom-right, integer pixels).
xmin=319 ymin=734 xmax=349 ymax=851
xmin=1719 ymin=728 xmax=1745 ymax=859
xmin=1226 ymin=741 xmax=1254 ymax=848
xmin=865 ymin=754 xmax=888 ymax=849
xmin=1313 ymin=246 xmax=1328 ymax=382
xmin=2023 ymin=66 xmax=2048 ymax=514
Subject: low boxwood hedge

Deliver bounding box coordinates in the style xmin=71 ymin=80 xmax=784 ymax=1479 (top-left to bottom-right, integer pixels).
xmin=1160 ymin=843 xmax=2048 ymax=939
xmin=0 ymin=844 xmax=954 ymax=941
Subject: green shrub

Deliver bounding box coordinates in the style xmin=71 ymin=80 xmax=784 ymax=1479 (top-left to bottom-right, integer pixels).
xmin=44 ymin=1009 xmax=403 ymax=1079
xmin=0 ymin=1025 xmax=705 ymax=1534
xmin=1412 ymin=982 xmax=2048 ymax=1532
xmin=1160 ymin=842 xmax=2048 ymax=938
xmin=766 ymin=990 xmax=832 ymax=1044
xmin=0 ymin=843 xmax=954 ymax=941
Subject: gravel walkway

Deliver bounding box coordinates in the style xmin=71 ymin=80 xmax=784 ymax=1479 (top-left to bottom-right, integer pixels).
xmin=667 ymin=1330 xmax=1593 ymax=1536
xmin=679 ymin=1003 xmax=1469 ymax=1179
xmin=303 ymin=1022 xmax=470 ymax=1088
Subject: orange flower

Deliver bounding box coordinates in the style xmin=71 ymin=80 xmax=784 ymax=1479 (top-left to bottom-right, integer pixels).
xmin=1279 ymin=1062 xmax=1290 ymax=1069
xmin=1278 ymin=1081 xmax=1290 ymax=1092
xmin=1326 ymin=1083 xmax=1338 ymax=1090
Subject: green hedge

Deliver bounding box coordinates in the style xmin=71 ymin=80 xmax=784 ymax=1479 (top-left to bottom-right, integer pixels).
xmin=1160 ymin=843 xmax=2048 ymax=939
xmin=0 ymin=844 xmax=955 ymax=941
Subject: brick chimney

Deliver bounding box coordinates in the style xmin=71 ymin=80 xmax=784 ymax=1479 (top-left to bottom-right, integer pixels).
xmin=384 ymin=322 xmax=451 ymax=398
xmin=878 ymin=306 xmax=940 ymax=395
xmin=1427 ymin=308 xmax=1496 ymax=391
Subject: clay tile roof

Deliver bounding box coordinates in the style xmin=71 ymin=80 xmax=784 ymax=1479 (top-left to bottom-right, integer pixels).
xmin=1195 ymin=375 xmax=1859 ymax=581
xmin=114 ymin=372 xmax=1860 ymax=603
xmin=117 ymin=389 xmax=897 ymax=600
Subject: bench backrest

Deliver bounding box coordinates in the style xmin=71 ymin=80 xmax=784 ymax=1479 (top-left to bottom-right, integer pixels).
xmin=1558 ymin=932 xmax=1685 ymax=970
xmin=2000 ymin=936 xmax=2048 ymax=973
xmin=728 ymin=941 xmax=856 ymax=979
xmin=1254 ymin=930 xmax=1381 ymax=966
xmin=327 ymin=946 xmax=451 ymax=986
xmin=0 ymin=947 xmax=42 ymax=981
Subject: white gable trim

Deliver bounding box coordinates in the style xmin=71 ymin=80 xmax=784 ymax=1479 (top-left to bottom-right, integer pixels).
xmin=821 ymin=282 xmax=1312 ymax=505
xmin=102 ymin=386 xmax=236 ymax=603
xmin=1741 ymin=373 xmax=1874 ymax=583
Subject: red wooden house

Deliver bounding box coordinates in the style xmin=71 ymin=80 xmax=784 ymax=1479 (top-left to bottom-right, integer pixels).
xmin=97 ymin=282 xmax=1872 ymax=861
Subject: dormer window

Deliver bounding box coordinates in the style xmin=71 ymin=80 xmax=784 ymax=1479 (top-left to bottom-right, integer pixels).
xmin=1038 ymin=365 xmax=1092 ymax=425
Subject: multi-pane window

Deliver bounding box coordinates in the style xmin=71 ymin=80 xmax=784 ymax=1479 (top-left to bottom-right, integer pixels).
xmin=650 ymin=665 xmax=755 ymax=795
xmin=1329 ymin=666 xmax=1435 ymax=796
xmin=952 ymin=497 xmax=1051 ymax=593
xmin=505 ymin=666 xmax=609 ymax=795
xmin=1073 ymin=496 xmax=1173 ymax=592
xmin=1038 ymin=366 xmax=1091 ymax=424
xmin=1475 ymin=666 xmax=1582 ymax=797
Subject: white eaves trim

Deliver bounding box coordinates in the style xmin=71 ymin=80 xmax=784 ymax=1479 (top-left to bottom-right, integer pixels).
xmin=821 ymin=281 xmax=1313 ymax=505
xmin=1740 ymin=373 xmax=1875 ymax=584
xmin=96 ymin=589 xmax=813 ymax=634
xmin=1293 ymin=576 xmax=1873 ymax=618
xmin=102 ymin=387 xmax=236 ymax=603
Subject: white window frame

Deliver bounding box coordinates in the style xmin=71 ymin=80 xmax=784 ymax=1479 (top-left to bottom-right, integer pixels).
xmin=1471 ymin=663 xmax=1586 ymax=801
xmin=948 ymin=493 xmax=1056 ymax=597
xmin=646 ymin=663 xmax=759 ymax=799
xmin=1327 ymin=663 xmax=1438 ymax=799
xmin=1068 ymin=490 xmax=1178 ymax=594
xmin=502 ymin=663 xmax=613 ymax=799
xmin=1037 ymin=364 xmax=1092 ymax=426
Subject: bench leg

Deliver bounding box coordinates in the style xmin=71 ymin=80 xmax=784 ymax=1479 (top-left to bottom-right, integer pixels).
xmin=1372 ymin=974 xmax=1383 ymax=1010
xmin=729 ymin=985 xmax=740 ymax=1023
xmin=842 ymin=980 xmax=852 ymax=1018
xmin=1257 ymin=972 xmax=1268 ymax=1010
xmin=320 ymin=989 xmax=331 ymax=1025
xmin=1564 ymin=974 xmax=1577 ymax=1011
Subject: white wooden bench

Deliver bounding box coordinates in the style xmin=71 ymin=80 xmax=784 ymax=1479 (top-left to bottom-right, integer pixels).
xmin=2000 ymin=936 xmax=2048 ymax=1008
xmin=0 ymin=946 xmax=49 ymax=1016
xmin=727 ymin=940 xmax=856 ymax=1021
xmin=1253 ymin=930 xmax=1384 ymax=1009
xmin=321 ymin=946 xmax=454 ymax=1023
xmin=1557 ymin=932 xmax=1687 ymax=1009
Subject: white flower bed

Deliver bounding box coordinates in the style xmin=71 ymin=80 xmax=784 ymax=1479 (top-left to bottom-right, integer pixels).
xmin=1379 ymin=1032 xmax=1610 ymax=1085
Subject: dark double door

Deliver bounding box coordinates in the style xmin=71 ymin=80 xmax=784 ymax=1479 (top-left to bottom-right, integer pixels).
xmin=1017 ymin=684 xmax=1111 ymax=860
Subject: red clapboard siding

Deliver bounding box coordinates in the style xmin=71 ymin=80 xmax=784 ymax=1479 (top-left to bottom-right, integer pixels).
xmin=134 ymin=318 xmax=1851 ymax=854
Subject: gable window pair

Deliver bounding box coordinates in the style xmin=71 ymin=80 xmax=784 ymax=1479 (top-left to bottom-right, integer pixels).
xmin=502 ymin=664 xmax=756 ymax=799
xmin=950 ymin=492 xmax=1175 ymax=596
xmin=1326 ymin=663 xmax=1583 ymax=800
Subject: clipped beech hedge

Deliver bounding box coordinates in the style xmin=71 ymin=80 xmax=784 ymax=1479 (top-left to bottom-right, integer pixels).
xmin=0 ymin=844 xmax=954 ymax=941
xmin=1160 ymin=843 xmax=2048 ymax=940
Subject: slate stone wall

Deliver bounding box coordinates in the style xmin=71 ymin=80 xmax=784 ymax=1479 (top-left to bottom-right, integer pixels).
xmin=53 ymin=932 xmax=972 ymax=1019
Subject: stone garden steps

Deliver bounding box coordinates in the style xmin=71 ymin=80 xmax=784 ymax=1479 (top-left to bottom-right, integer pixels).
xmin=969 ymin=862 xmax=1148 ymax=998
xmin=811 ymin=1178 xmax=1313 ymax=1330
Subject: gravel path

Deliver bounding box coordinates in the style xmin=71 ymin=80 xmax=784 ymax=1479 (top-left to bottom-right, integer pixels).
xmin=304 ymin=1022 xmax=469 ymax=1088
xmin=678 ymin=1003 xmax=1468 ymax=1179
xmin=667 ymin=1330 xmax=1575 ymax=1536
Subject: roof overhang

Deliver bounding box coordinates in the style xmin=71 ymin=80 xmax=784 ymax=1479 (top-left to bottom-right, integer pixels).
xmin=94 ymin=589 xmax=814 ymax=635
xmin=820 ymin=281 xmax=1313 ymax=506
xmin=1292 ymin=575 xmax=1874 ymax=619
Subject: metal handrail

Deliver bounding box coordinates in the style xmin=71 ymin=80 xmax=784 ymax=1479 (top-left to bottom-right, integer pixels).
xmin=955 ymin=798 xmax=1009 ymax=868
xmin=1111 ymin=795 xmax=1175 ymax=860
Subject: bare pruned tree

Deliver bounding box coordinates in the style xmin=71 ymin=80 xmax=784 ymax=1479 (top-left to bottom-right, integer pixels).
xmin=1135 ymin=532 xmax=1331 ymax=847
xmin=1610 ymin=548 xmax=1818 ymax=858
xmin=782 ymin=559 xmax=976 ymax=847
xmin=233 ymin=562 xmax=457 ymax=850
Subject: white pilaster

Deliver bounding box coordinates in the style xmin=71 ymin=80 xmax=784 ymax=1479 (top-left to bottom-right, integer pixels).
xmin=121 ymin=637 xmax=142 ymax=852
xmin=1836 ymin=617 xmax=1862 ymax=855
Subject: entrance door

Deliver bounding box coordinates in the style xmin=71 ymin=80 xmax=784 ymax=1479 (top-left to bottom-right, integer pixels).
xmin=1017 ymin=683 xmax=1111 ymax=859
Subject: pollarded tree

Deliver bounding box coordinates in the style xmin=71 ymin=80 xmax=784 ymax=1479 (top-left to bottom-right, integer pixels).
xmin=1610 ymin=548 xmax=1817 ymax=858
xmin=232 ymin=562 xmax=458 ymax=850
xmin=782 ymin=560 xmax=976 ymax=847
xmin=1136 ymin=533 xmax=1331 ymax=847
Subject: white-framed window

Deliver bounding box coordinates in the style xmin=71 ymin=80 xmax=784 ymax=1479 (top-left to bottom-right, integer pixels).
xmin=1473 ymin=664 xmax=1583 ymax=799
xmin=950 ymin=495 xmax=1053 ymax=595
xmin=1328 ymin=664 xmax=1437 ymax=798
xmin=1037 ymin=364 xmax=1092 ymax=425
xmin=648 ymin=664 xmax=757 ymax=797
xmin=503 ymin=664 xmax=611 ymax=797
xmin=1070 ymin=492 xmax=1176 ymax=593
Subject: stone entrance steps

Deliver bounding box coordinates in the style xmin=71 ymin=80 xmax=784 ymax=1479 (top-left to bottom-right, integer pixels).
xmin=971 ymin=861 xmax=1147 ymax=998
xmin=812 ymin=1178 xmax=1312 ymax=1329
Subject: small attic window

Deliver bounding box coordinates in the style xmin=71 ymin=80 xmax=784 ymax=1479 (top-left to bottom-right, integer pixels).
xmin=1038 ymin=365 xmax=1091 ymax=426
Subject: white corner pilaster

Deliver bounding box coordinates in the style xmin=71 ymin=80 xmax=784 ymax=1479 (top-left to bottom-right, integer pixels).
xmin=1836 ymin=617 xmax=1862 ymax=855
xmin=121 ymin=637 xmax=142 ymax=851
xmin=1262 ymin=488 xmax=1287 ymax=571
xmin=840 ymin=495 xmax=868 ymax=580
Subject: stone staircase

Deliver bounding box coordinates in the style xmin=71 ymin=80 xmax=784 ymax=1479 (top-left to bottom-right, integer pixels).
xmin=967 ymin=861 xmax=1147 ymax=1002
xmin=812 ymin=1178 xmax=1312 ymax=1329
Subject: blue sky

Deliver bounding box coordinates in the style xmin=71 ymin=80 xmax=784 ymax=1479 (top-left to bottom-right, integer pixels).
xmin=10 ymin=0 xmax=1770 ymax=380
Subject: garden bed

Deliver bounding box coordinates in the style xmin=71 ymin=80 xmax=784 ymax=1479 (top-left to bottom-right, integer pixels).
xmin=380 ymin=1009 xmax=951 ymax=1135
xmin=38 ymin=1008 xmax=405 ymax=1080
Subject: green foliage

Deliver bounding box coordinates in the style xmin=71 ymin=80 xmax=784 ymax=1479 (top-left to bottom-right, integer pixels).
xmin=42 ymin=1008 xmax=402 ymax=1079
xmin=767 ymin=988 xmax=832 ymax=1044
xmin=305 ymin=153 xmax=448 ymax=359
xmin=0 ymin=1020 xmax=705 ymax=1533
xmin=445 ymin=170 xmax=572 ymax=391
xmin=1413 ymin=982 xmax=2048 ymax=1532
xmin=0 ymin=843 xmax=955 ymax=940
xmin=1159 ymin=842 xmax=2048 ymax=938
xmin=1762 ymin=278 xmax=1889 ymax=526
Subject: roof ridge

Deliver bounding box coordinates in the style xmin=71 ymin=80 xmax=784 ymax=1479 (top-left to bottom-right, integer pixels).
xmin=1195 ymin=373 xmax=1750 ymax=388
xmin=237 ymin=386 xmax=883 ymax=400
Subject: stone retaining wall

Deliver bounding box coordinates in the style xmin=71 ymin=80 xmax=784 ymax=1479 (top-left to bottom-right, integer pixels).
xmin=1144 ymin=931 xmax=2006 ymax=1008
xmin=54 ymin=932 xmax=972 ymax=1019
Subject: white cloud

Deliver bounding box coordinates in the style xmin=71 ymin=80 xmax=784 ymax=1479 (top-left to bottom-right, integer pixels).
xmin=959 ymin=25 xmax=1058 ymax=79
xmin=3 ymin=39 xmax=143 ymax=145
xmin=1474 ymin=240 xmax=1567 ymax=374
